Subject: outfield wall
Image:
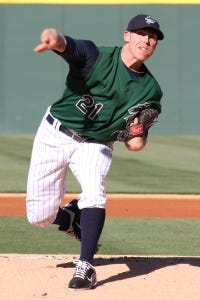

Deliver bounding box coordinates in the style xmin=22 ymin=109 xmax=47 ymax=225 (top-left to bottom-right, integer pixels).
xmin=0 ymin=3 xmax=200 ymax=134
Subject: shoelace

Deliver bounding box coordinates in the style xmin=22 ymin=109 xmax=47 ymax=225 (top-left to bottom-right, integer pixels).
xmin=73 ymin=260 xmax=94 ymax=279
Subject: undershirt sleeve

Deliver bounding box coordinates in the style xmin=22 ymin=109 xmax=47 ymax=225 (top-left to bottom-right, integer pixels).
xmin=54 ymin=35 xmax=100 ymax=79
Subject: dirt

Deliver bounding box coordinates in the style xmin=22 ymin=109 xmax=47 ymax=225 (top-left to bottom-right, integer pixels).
xmin=0 ymin=254 xmax=199 ymax=300
xmin=0 ymin=193 xmax=200 ymax=300
xmin=1 ymin=193 xmax=200 ymax=218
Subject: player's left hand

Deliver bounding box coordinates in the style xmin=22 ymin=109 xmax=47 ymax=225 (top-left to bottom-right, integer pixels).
xmin=117 ymin=106 xmax=159 ymax=142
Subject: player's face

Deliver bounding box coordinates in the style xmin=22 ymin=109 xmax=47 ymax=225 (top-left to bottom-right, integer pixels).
xmin=124 ymin=28 xmax=158 ymax=62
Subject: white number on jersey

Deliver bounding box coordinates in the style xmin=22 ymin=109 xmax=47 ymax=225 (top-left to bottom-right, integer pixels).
xmin=76 ymin=95 xmax=103 ymax=120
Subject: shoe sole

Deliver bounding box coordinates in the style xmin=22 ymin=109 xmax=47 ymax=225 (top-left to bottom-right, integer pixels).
xmin=68 ymin=281 xmax=97 ymax=291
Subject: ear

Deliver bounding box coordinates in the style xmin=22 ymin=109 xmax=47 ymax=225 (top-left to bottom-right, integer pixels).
xmin=123 ymin=31 xmax=131 ymax=43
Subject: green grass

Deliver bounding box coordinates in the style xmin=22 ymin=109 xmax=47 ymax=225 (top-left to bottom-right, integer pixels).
xmin=0 ymin=216 xmax=200 ymax=256
xmin=0 ymin=135 xmax=32 ymax=192
xmin=0 ymin=134 xmax=200 ymax=193
xmin=1 ymin=135 xmax=199 ymax=256
xmin=108 ymin=135 xmax=200 ymax=193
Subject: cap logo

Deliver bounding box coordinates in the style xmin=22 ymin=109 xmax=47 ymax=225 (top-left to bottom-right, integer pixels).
xmin=145 ymin=16 xmax=156 ymax=25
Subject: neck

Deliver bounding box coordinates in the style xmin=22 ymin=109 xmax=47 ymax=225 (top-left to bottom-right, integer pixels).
xmin=128 ymin=64 xmax=144 ymax=73
xmin=121 ymin=47 xmax=143 ymax=72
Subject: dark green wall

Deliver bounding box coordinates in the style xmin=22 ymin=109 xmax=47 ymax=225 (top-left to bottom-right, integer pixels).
xmin=0 ymin=4 xmax=199 ymax=134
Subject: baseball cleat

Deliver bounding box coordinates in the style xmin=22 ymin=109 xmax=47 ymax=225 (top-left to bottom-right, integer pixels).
xmin=68 ymin=260 xmax=97 ymax=290
xmin=60 ymin=199 xmax=81 ymax=241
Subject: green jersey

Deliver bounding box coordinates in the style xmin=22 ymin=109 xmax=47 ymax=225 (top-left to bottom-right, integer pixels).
xmin=51 ymin=46 xmax=162 ymax=142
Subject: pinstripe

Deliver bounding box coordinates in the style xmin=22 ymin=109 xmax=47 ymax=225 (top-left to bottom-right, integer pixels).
xmin=69 ymin=142 xmax=113 ymax=209
xmin=26 ymin=110 xmax=113 ymax=226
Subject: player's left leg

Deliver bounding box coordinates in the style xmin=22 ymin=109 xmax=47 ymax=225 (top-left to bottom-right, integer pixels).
xmin=68 ymin=141 xmax=113 ymax=290
xmin=70 ymin=141 xmax=113 ymax=210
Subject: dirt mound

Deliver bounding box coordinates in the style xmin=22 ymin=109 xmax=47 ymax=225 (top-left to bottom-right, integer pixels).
xmin=0 ymin=254 xmax=199 ymax=300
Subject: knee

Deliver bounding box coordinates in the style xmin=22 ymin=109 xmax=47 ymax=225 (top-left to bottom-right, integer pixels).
xmin=27 ymin=217 xmax=46 ymax=227
xmin=27 ymin=212 xmax=51 ymax=227
xmin=26 ymin=197 xmax=56 ymax=227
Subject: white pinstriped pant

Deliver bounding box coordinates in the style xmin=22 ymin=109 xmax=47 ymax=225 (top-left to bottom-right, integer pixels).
xmin=26 ymin=108 xmax=113 ymax=227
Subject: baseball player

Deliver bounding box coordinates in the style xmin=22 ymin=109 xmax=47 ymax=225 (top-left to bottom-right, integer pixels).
xmin=26 ymin=14 xmax=164 ymax=290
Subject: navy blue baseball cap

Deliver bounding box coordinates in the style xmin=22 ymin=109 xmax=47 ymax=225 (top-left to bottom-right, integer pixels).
xmin=127 ymin=14 xmax=164 ymax=40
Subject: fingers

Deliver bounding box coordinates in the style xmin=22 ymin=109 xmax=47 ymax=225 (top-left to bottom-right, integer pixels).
xmin=129 ymin=117 xmax=139 ymax=126
xmin=34 ymin=43 xmax=49 ymax=53
xmin=34 ymin=29 xmax=52 ymax=52
xmin=33 ymin=28 xmax=66 ymax=53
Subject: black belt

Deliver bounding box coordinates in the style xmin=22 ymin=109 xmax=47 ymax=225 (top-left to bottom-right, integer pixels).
xmin=46 ymin=114 xmax=97 ymax=143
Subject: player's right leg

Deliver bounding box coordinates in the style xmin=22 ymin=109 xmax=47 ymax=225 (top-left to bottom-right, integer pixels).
xmin=54 ymin=199 xmax=81 ymax=241
xmin=26 ymin=109 xmax=73 ymax=228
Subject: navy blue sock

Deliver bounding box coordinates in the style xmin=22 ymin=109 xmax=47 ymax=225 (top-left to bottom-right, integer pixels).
xmin=80 ymin=207 xmax=105 ymax=265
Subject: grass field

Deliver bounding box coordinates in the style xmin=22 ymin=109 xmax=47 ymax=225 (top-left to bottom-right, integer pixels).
xmin=0 ymin=134 xmax=200 ymax=193
xmin=1 ymin=216 xmax=200 ymax=256
xmin=0 ymin=134 xmax=200 ymax=256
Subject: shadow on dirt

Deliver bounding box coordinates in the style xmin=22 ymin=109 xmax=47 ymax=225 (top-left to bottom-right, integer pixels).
xmin=57 ymin=256 xmax=200 ymax=286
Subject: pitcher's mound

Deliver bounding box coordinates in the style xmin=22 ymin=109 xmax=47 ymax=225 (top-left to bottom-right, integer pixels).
xmin=0 ymin=254 xmax=199 ymax=300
